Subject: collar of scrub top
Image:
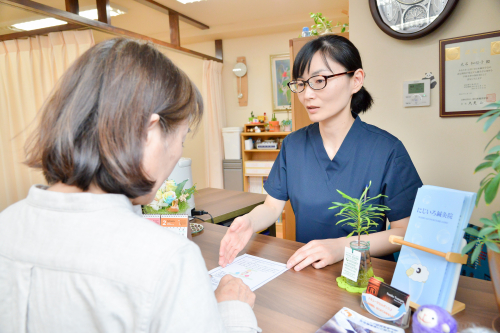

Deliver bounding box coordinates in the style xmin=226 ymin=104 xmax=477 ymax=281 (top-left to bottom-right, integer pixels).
xmin=309 ymin=113 xmax=362 ymax=182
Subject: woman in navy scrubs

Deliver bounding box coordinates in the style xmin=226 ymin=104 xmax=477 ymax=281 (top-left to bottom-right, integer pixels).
xmin=219 ymin=35 xmax=422 ymax=271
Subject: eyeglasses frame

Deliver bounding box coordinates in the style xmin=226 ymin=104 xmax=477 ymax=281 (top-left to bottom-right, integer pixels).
xmin=287 ymin=70 xmax=357 ymax=93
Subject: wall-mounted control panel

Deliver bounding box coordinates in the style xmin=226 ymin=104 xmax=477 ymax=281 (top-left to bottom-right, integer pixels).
xmin=403 ymin=80 xmax=430 ymax=107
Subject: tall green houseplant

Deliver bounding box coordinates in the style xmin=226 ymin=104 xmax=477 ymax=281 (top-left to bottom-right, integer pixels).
xmin=330 ymin=181 xmax=390 ymax=245
xmin=462 ymin=102 xmax=500 ymax=263
xmin=329 ymin=182 xmax=390 ymax=288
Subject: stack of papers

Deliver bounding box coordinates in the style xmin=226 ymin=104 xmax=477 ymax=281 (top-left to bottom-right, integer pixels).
xmin=391 ymin=185 xmax=476 ymax=311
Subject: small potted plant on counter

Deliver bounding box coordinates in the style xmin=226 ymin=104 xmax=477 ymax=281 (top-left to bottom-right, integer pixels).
xmin=329 ymin=182 xmax=390 ymax=288
xmin=281 ymin=119 xmax=292 ymax=132
xmin=269 ymin=113 xmax=280 ymax=132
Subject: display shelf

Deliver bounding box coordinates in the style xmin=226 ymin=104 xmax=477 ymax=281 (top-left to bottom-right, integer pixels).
xmin=242 ymin=131 xmax=290 ymax=136
xmin=244 ymin=149 xmax=281 ymax=153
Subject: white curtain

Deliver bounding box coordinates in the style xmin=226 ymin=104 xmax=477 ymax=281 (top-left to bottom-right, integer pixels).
xmin=202 ymin=60 xmax=226 ymax=189
xmin=0 ymin=30 xmax=95 ymax=211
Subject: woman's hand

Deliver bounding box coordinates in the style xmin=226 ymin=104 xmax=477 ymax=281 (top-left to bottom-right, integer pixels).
xmin=214 ymin=275 xmax=256 ymax=308
xmin=219 ymin=215 xmax=254 ymax=267
xmin=286 ymin=238 xmax=346 ymax=271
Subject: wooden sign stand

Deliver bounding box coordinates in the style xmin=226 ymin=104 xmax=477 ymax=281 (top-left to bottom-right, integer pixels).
xmin=389 ymin=235 xmax=467 ymax=315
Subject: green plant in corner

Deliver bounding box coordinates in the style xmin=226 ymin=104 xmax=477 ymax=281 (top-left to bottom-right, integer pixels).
xmin=329 ymin=181 xmax=390 ymax=245
xmin=334 ymin=21 xmax=349 ymax=33
xmin=309 ymin=12 xmax=333 ymax=36
xmin=462 ymin=101 xmax=500 ymax=263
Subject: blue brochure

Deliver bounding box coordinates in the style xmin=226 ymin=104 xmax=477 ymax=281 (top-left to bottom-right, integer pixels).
xmin=391 ymin=185 xmax=475 ymax=308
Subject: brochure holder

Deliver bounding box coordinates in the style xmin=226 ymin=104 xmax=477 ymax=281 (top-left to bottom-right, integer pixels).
xmin=389 ymin=235 xmax=467 ymax=315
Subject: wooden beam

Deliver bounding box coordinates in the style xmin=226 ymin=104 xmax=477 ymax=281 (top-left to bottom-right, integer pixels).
xmin=133 ymin=0 xmax=209 ymax=30
xmin=215 ymin=39 xmax=222 ymax=60
xmin=169 ymin=12 xmax=180 ymax=46
xmin=96 ymin=0 xmax=110 ymax=24
xmin=0 ymin=24 xmax=83 ymax=41
xmin=0 ymin=0 xmax=222 ymax=63
xmin=65 ymin=0 xmax=79 ymax=14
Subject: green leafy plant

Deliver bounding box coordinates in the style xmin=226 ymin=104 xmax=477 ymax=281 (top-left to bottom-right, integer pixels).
xmin=334 ymin=21 xmax=349 ymax=33
xmin=271 ymin=113 xmax=277 ymax=122
xmin=309 ymin=12 xmax=333 ymax=36
xmin=329 ymin=181 xmax=390 ymax=245
xmin=462 ymin=101 xmax=500 ymax=262
xmin=281 ymin=119 xmax=292 ymax=126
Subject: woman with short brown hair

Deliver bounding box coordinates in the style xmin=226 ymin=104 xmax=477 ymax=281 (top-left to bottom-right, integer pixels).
xmin=0 ymin=38 xmax=260 ymax=333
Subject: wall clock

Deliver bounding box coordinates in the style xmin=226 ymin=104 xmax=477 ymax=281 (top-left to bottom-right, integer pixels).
xmin=369 ymin=0 xmax=459 ymax=40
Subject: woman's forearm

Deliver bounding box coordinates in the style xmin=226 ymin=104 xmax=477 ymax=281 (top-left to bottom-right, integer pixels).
xmin=246 ymin=195 xmax=286 ymax=233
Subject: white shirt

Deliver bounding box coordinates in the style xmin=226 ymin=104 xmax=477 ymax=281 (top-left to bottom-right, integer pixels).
xmin=0 ymin=185 xmax=261 ymax=333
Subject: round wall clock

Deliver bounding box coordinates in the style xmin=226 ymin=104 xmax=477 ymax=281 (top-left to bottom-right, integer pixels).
xmin=369 ymin=0 xmax=459 ymax=40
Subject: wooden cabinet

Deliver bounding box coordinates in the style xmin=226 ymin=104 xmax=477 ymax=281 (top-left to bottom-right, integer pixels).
xmin=240 ymin=130 xmax=296 ymax=240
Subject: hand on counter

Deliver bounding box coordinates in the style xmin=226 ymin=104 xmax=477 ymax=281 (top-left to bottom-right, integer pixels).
xmin=214 ymin=275 xmax=256 ymax=308
xmin=286 ymin=238 xmax=345 ymax=271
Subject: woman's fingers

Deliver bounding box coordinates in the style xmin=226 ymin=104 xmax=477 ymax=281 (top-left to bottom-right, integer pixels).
xmin=286 ymin=242 xmax=313 ymax=269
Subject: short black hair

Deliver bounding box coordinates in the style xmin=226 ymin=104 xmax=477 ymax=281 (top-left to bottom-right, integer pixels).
xmin=292 ymin=35 xmax=373 ymax=114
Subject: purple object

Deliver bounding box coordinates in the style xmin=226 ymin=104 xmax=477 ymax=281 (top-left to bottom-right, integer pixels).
xmin=412 ymin=305 xmax=457 ymax=333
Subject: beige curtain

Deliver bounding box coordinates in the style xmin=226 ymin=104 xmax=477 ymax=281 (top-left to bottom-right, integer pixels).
xmin=0 ymin=30 xmax=95 ymax=211
xmin=202 ymin=60 xmax=226 ymax=189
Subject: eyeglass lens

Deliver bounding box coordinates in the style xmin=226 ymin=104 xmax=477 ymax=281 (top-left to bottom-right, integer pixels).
xmin=289 ymin=76 xmax=327 ymax=93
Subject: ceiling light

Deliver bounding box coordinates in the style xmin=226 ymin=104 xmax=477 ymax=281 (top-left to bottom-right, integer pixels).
xmin=176 ymin=0 xmax=207 ymax=4
xmin=12 ymin=18 xmax=67 ymax=31
xmin=10 ymin=5 xmax=127 ymax=31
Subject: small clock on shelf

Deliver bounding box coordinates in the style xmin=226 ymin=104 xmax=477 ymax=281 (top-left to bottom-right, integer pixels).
xmin=368 ymin=0 xmax=459 ymax=40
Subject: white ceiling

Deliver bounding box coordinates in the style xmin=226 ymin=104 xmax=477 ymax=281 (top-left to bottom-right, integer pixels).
xmin=0 ymin=0 xmax=349 ymax=44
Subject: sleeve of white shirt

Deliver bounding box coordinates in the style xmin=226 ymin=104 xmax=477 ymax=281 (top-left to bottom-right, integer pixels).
xmin=148 ymin=241 xmax=261 ymax=333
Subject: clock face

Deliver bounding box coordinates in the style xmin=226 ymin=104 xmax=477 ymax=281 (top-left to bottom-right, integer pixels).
xmin=376 ymin=0 xmax=449 ymax=34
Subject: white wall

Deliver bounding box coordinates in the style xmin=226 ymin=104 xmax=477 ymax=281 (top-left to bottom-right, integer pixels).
xmin=350 ymin=0 xmax=500 ymax=225
xmin=186 ymin=31 xmax=301 ymax=127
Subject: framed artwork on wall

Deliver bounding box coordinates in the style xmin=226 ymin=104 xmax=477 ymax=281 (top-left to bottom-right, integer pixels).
xmin=439 ymin=30 xmax=500 ymax=117
xmin=270 ymin=53 xmax=292 ymax=111
xmin=368 ymin=0 xmax=459 ymax=40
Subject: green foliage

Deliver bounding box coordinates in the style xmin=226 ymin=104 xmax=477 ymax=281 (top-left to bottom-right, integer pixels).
xmin=281 ymin=119 xmax=292 ymax=126
xmin=272 ymin=113 xmax=277 ymax=122
xmin=461 ymin=212 xmax=500 ymax=262
xmin=309 ymin=12 xmax=333 ymax=36
xmin=463 ymin=101 xmax=500 ymax=261
xmin=334 ymin=21 xmax=349 ymax=33
xmin=329 ymin=181 xmax=390 ymax=244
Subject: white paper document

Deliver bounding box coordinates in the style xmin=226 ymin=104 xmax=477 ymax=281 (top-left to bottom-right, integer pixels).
xmin=208 ymin=254 xmax=289 ymax=291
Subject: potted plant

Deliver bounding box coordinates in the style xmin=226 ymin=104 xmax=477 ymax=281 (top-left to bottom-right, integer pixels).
xmin=310 ymin=12 xmax=333 ymax=36
xmin=329 ymin=182 xmax=390 ymax=288
xmin=269 ymin=113 xmax=280 ymax=132
xmin=248 ymin=111 xmax=255 ymax=123
xmin=461 ymin=100 xmax=500 ymax=314
xmin=281 ymin=119 xmax=292 ymax=132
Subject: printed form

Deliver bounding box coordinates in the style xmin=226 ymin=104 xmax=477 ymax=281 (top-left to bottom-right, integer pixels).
xmin=208 ymin=254 xmax=289 ymax=291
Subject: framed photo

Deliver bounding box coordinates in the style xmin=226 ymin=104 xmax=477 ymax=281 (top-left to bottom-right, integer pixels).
xmin=440 ymin=30 xmax=500 ymax=117
xmin=270 ymin=53 xmax=292 ymax=111
xmin=368 ymin=0 xmax=459 ymax=40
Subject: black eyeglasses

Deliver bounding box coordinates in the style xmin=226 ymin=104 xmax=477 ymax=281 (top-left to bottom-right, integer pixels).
xmin=287 ymin=71 xmax=356 ymax=93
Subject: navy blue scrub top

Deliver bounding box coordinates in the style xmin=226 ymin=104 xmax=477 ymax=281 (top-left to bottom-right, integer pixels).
xmin=264 ymin=114 xmax=423 ymax=245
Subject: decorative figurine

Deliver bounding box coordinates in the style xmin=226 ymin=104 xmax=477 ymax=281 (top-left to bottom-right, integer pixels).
xmin=412 ymin=305 xmax=457 ymax=333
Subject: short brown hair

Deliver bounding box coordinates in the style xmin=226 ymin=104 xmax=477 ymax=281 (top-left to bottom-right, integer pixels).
xmin=25 ymin=38 xmax=203 ymax=198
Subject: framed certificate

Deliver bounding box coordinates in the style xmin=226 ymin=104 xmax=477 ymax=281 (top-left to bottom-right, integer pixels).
xmin=440 ymin=30 xmax=500 ymax=117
